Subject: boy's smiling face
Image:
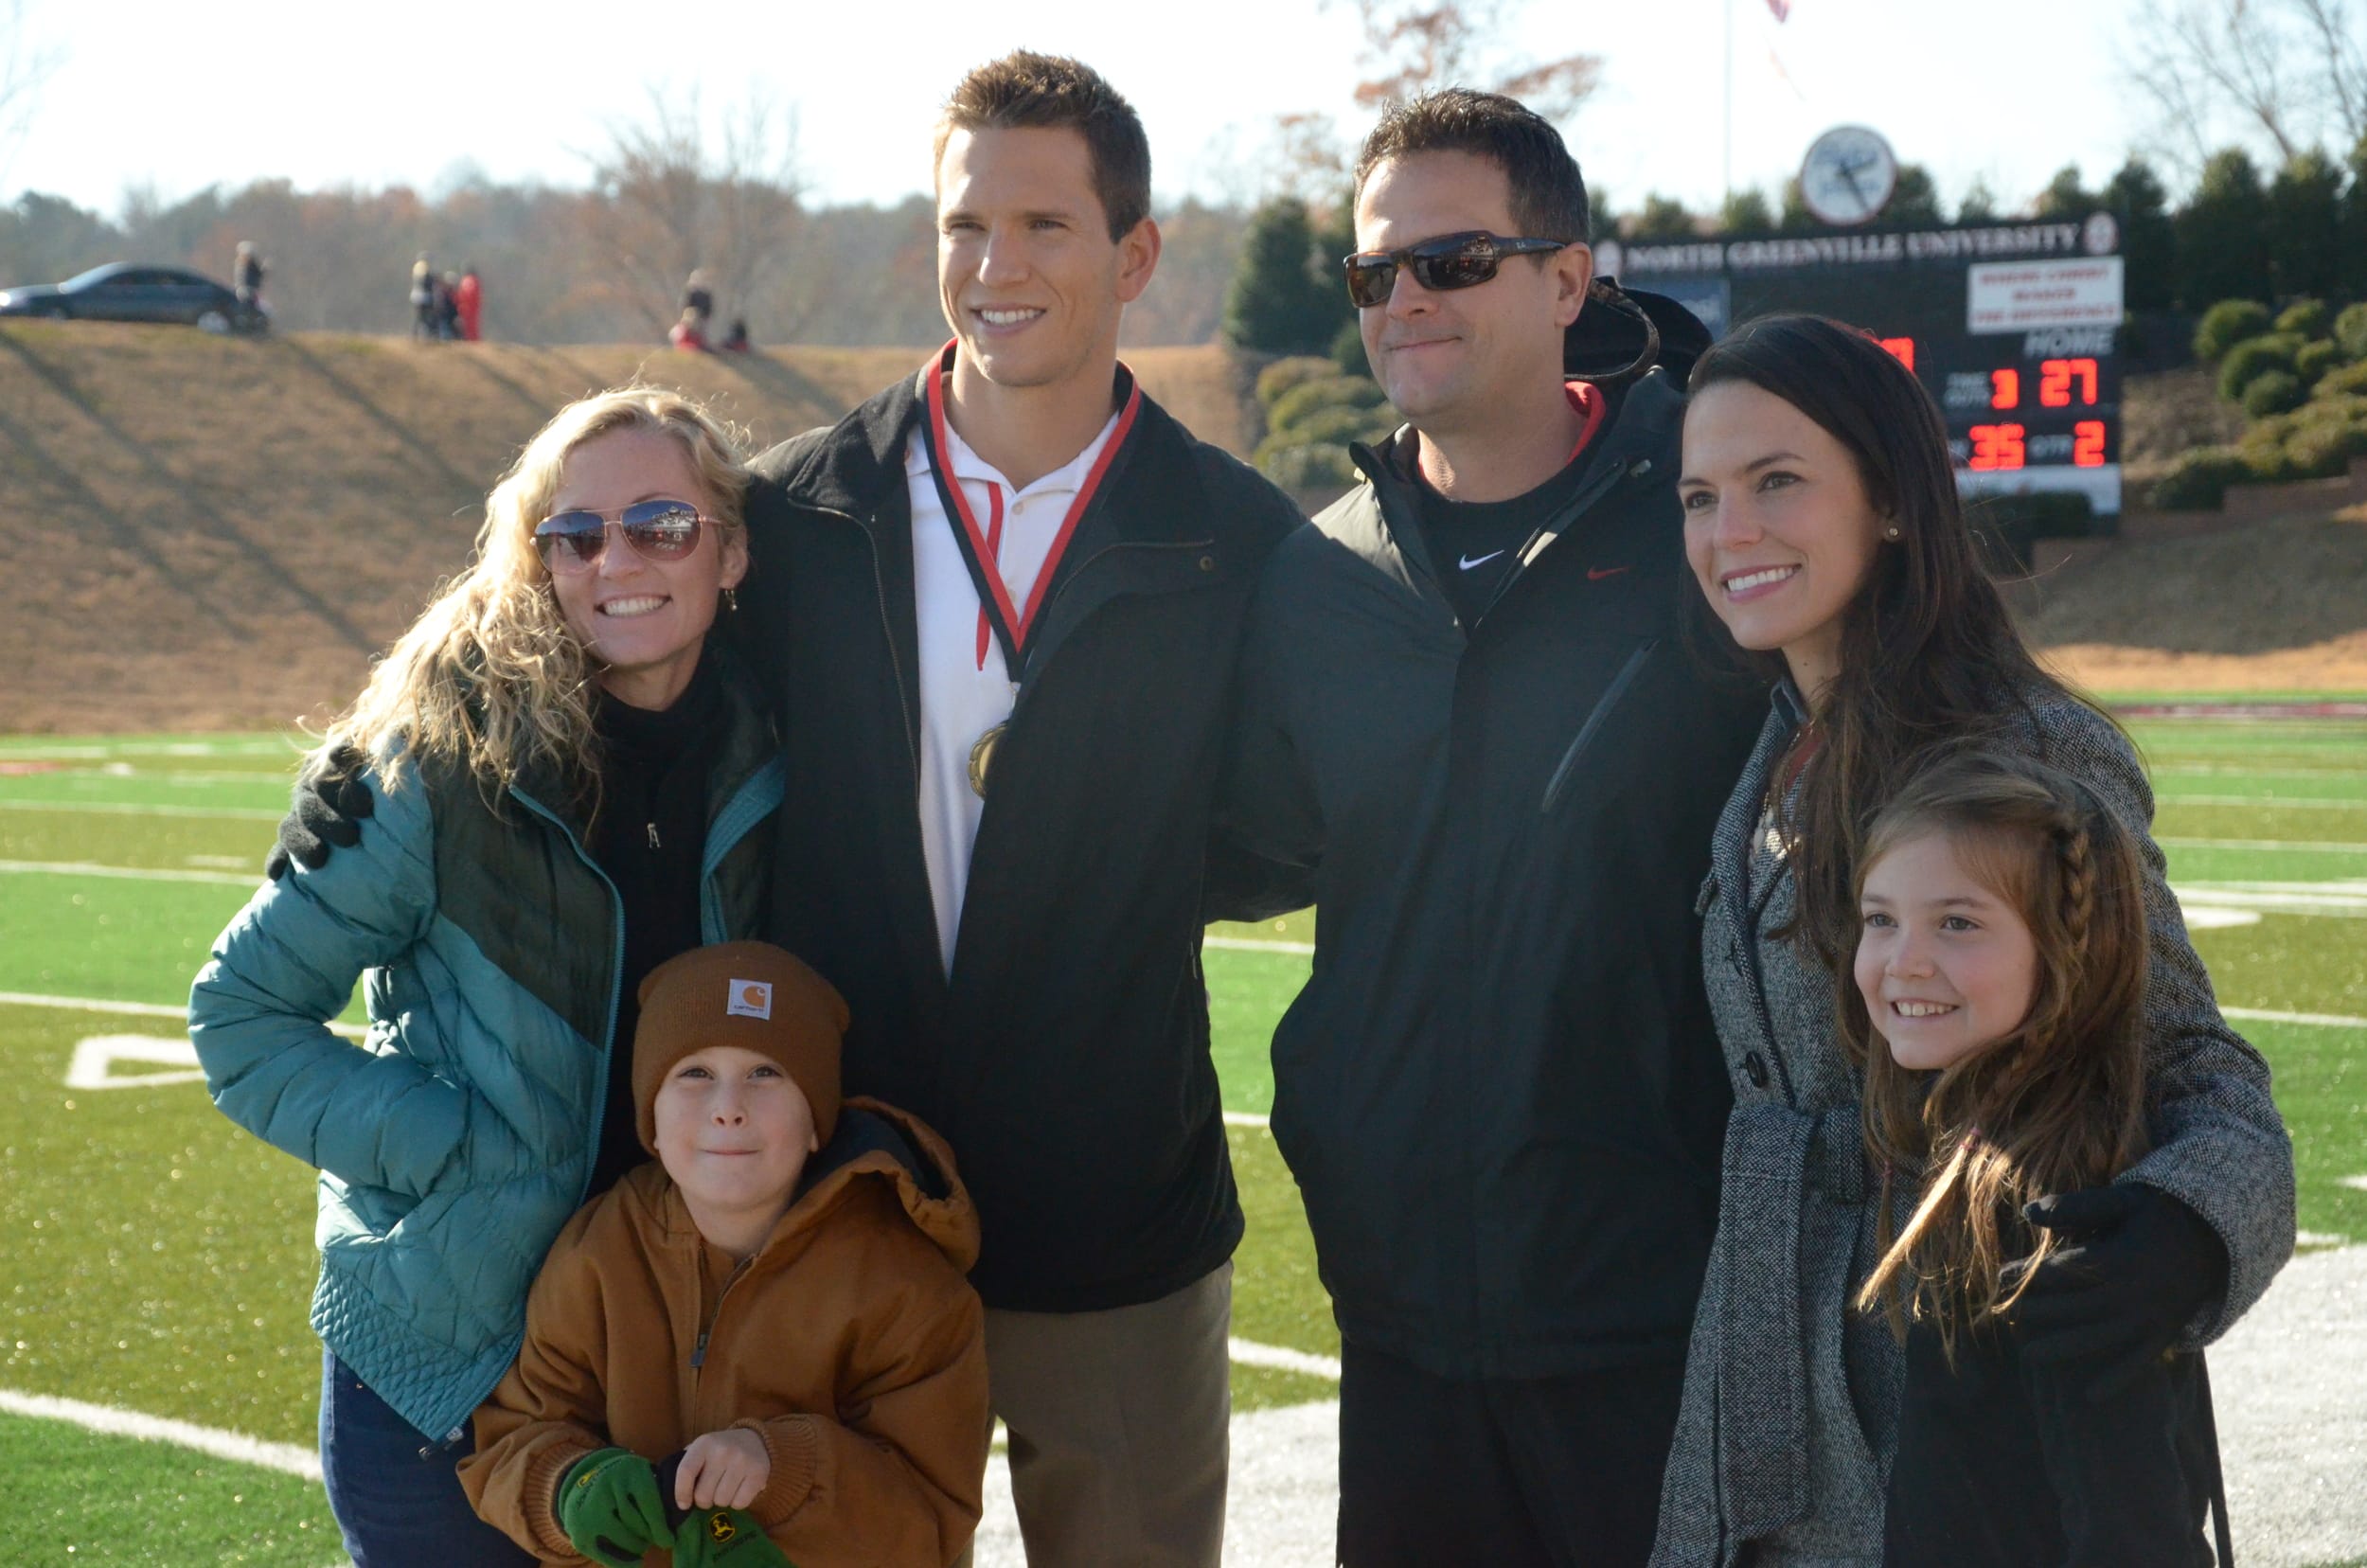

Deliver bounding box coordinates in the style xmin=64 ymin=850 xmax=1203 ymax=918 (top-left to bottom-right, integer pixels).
xmin=652 ymin=1044 xmax=819 ymax=1250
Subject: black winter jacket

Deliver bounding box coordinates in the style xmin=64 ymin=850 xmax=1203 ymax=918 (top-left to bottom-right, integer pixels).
xmin=1218 ymin=353 xmax=1769 ymax=1379
xmin=733 ymin=366 xmax=1303 ymax=1312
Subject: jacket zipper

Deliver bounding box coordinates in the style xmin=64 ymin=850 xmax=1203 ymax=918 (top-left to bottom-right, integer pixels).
xmin=1474 ymin=455 xmax=1652 ymax=625
xmin=809 ymin=502 xmax=920 ymax=787
xmin=689 ymin=1256 xmax=755 ymax=1411
xmin=1538 ymin=639 xmax=1658 ymax=812
xmin=510 ymin=786 xmax=630 ymax=1210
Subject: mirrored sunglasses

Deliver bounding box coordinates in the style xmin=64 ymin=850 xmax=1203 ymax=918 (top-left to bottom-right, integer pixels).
xmin=1343 ymin=230 xmax=1570 ymax=310
xmin=533 ymin=499 xmax=708 ymax=573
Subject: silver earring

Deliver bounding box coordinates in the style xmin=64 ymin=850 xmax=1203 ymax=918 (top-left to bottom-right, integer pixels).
xmin=1883 ymin=525 xmax=1901 ymax=542
xmin=723 ymin=586 xmax=739 ymax=613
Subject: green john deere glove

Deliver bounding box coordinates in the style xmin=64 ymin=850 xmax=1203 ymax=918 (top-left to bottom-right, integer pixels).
xmin=558 ymin=1447 xmax=669 ymax=1568
xmin=670 ymin=1506 xmax=796 ymax=1567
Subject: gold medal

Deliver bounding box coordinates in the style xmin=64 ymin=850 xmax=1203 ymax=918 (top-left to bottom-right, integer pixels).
xmin=968 ymin=722 xmax=1006 ymax=798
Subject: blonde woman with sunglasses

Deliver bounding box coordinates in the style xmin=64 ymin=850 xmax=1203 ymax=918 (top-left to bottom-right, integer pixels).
xmin=188 ymin=387 xmax=783 ymax=1565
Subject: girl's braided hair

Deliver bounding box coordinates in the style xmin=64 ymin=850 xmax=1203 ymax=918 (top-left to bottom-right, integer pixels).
xmin=1846 ymin=744 xmax=2152 ymax=1360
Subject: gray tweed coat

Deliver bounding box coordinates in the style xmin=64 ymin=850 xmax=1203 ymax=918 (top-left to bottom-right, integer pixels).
xmin=1649 ymin=681 xmax=2295 ymax=1567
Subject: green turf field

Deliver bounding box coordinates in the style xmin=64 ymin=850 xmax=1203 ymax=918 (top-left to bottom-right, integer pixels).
xmin=2 ymin=713 xmax=2362 ymax=1563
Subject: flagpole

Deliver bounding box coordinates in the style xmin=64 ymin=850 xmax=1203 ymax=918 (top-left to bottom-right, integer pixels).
xmin=1721 ymin=0 xmax=1734 ymax=208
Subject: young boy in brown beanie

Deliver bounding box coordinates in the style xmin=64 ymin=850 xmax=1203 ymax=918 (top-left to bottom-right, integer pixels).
xmin=457 ymin=941 xmax=990 ymax=1568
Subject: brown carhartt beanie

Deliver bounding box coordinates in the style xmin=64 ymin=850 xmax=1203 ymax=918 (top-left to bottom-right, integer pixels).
xmin=632 ymin=941 xmax=849 ymax=1154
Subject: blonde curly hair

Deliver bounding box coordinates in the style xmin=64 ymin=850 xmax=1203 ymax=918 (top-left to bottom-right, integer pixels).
xmin=325 ymin=386 xmax=750 ymax=799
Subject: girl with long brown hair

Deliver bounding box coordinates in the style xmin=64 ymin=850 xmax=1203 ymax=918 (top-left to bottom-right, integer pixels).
xmin=1649 ymin=312 xmax=2289 ymax=1566
xmin=1850 ymin=747 xmax=2226 ymax=1566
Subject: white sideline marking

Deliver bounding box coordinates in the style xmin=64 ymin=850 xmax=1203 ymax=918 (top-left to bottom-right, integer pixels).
xmin=64 ymin=1034 xmax=208 ymax=1090
xmin=2159 ymin=793 xmax=2367 ymax=810
xmin=2340 ymin=1176 xmax=2367 ymax=1192
xmin=2158 ymin=836 xmax=2367 ymax=854
xmin=1223 ymin=1110 xmax=1271 ymax=1129
xmin=2172 ymin=879 xmax=2367 ymax=918
xmin=1204 ymin=935 xmax=1315 ymax=955
xmin=0 ymin=797 xmax=282 ymax=821
xmin=1229 ymin=1338 xmax=1342 ymax=1381
xmin=2224 ymin=1006 xmax=2367 ymax=1030
xmin=0 ymin=1388 xmax=320 ymax=1480
xmin=0 ymin=856 xmax=260 ymax=886
xmin=0 ymin=989 xmax=367 ymax=1041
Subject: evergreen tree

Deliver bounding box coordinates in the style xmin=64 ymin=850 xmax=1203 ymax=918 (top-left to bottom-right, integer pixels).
xmin=1630 ymin=194 xmax=1697 ymax=241
xmin=1718 ymin=187 xmax=1775 ymax=236
xmin=1222 ymin=198 xmax=1344 ymax=358
xmin=2104 ymin=157 xmax=2178 ymax=313
xmin=1955 ymin=177 xmax=1999 ymax=223
xmin=2345 ymin=134 xmax=2367 ymax=302
xmin=2173 ymin=149 xmax=2272 ymax=312
xmin=2267 ymin=149 xmax=2345 ymax=302
xmin=2033 ymin=164 xmax=2094 ymax=219
xmin=1886 ymin=165 xmax=1944 ymax=225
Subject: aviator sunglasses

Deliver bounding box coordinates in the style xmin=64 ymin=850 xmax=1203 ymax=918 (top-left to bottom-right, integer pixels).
xmin=1342 ymin=230 xmax=1570 ymax=310
xmin=533 ymin=499 xmax=710 ymax=573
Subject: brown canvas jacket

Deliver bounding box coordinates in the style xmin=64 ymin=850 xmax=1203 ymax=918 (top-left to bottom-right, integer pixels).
xmin=458 ymin=1097 xmax=989 ymax=1568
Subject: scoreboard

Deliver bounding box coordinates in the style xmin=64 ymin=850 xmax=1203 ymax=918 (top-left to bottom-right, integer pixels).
xmin=1598 ymin=214 xmax=2127 ymax=516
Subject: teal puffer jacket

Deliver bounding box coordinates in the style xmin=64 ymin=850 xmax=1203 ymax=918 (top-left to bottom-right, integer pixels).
xmin=189 ymin=688 xmax=782 ymax=1441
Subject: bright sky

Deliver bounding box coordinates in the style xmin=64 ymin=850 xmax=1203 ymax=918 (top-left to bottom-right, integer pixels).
xmin=9 ymin=0 xmax=2156 ymax=222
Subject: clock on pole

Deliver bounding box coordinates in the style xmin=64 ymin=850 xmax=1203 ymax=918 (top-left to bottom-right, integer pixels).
xmin=1799 ymin=125 xmax=1899 ymax=227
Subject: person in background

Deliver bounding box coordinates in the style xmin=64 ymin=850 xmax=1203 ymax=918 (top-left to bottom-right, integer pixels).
xmin=456 ymin=264 xmax=484 ymax=342
xmin=233 ymin=240 xmax=265 ymax=310
xmin=684 ymin=269 xmax=715 ymax=334
xmin=190 ymin=387 xmax=779 ymax=1565
xmin=1653 ymin=312 xmax=2290 ymax=1564
xmin=410 ymin=253 xmax=436 ymax=340
xmin=437 ymin=271 xmax=462 ymax=340
xmin=461 ymin=940 xmax=990 ymax=1568
xmin=1849 ymin=748 xmax=2233 ymax=1568
xmin=720 ymin=317 xmax=751 ymax=353
xmin=670 ymin=308 xmax=710 ymax=352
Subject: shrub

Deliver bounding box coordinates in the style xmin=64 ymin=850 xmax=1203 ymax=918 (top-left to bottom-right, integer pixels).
xmin=2274 ymin=297 xmax=2331 ymax=338
xmin=1255 ymin=356 xmax=1341 ymax=410
xmin=2295 ymin=339 xmax=2343 ymax=386
xmin=2317 ymin=359 xmax=2367 ymax=400
xmin=2336 ymin=302 xmax=2367 ymax=362
xmin=1266 ymin=375 xmax=1385 ymax=436
xmin=2280 ymin=420 xmax=2367 ymax=479
xmin=1255 ymin=440 xmax=1361 ymax=490
xmin=1330 ymin=316 xmax=1371 ymax=377
xmin=2241 ymin=369 xmax=2307 ymax=418
xmin=2147 ymin=446 xmax=2251 ymax=509
xmin=2216 ymin=332 xmax=2303 ymax=401
xmin=2193 ymin=299 xmax=2272 ymax=364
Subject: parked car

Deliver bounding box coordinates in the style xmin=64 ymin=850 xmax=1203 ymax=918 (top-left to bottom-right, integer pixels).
xmin=0 ymin=262 xmax=267 ymax=333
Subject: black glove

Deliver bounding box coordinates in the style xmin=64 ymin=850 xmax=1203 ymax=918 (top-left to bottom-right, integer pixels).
xmin=264 ymin=744 xmax=374 ymax=881
xmin=2003 ymin=1184 xmax=2228 ymax=1399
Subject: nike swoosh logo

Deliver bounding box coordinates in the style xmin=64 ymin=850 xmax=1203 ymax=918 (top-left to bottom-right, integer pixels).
xmin=1588 ymin=565 xmax=1629 ymax=580
xmin=1459 ymin=550 xmax=1506 ymax=571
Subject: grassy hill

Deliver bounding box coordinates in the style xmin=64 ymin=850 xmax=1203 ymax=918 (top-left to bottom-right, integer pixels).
xmin=6 ymin=322 xmax=2363 ymax=733
xmin=1 ymin=323 xmax=1253 ymax=732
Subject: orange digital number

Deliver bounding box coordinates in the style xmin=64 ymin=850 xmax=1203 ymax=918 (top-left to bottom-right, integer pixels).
xmin=1989 ymin=368 xmax=2020 ymax=410
xmin=2039 ymin=358 xmax=2099 ymax=407
xmin=1878 ymin=336 xmax=1915 ymax=371
xmin=2073 ymin=420 xmax=2107 ymax=468
xmin=1968 ymin=424 xmax=2028 ymax=472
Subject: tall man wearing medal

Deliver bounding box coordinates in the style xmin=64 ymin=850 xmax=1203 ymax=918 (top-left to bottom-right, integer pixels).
xmin=731 ymin=52 xmax=1303 ymax=1567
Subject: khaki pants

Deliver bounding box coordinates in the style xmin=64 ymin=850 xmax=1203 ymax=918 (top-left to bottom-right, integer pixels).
xmin=976 ymin=1262 xmax=1232 ymax=1568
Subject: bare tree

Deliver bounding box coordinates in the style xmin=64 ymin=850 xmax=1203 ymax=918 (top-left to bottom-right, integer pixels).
xmin=1340 ymin=0 xmax=1602 ymax=123
xmin=0 ymin=0 xmax=62 ymax=185
xmin=2126 ymin=0 xmax=2367 ymax=178
xmin=578 ymin=85 xmax=807 ymax=339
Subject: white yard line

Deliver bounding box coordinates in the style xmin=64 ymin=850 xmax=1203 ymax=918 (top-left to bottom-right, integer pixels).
xmin=2158 ymin=794 xmax=2367 ymax=810
xmin=0 ymin=857 xmax=260 ymax=886
xmin=0 ymin=797 xmax=282 ymax=821
xmin=2157 ymin=836 xmax=2367 ymax=854
xmin=1204 ymin=935 xmax=1315 ymax=955
xmin=1224 ymin=1110 xmax=1272 ymax=1129
xmin=1229 ymin=1339 xmax=1342 ymax=1381
xmin=0 ymin=1389 xmax=320 ymax=1480
xmin=0 ymin=989 xmax=366 ymax=1041
xmin=2223 ymin=1006 xmax=2367 ymax=1030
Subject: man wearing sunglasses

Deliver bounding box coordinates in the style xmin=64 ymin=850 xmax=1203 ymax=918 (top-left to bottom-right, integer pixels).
xmin=1217 ymin=90 xmax=1765 ymax=1565
xmin=724 ymin=52 xmax=1299 ymax=1568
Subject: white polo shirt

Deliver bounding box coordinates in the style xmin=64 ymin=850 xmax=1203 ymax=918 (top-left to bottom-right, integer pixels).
xmin=906 ymin=410 xmax=1122 ymax=975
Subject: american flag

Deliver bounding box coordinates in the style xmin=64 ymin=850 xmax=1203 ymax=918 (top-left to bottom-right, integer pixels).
xmin=1768 ymin=0 xmax=1790 ymax=18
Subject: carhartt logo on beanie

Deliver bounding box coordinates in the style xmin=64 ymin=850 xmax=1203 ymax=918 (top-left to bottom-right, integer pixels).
xmin=632 ymin=941 xmax=848 ymax=1154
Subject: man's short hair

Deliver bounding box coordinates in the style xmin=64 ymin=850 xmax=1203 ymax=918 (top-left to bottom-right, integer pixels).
xmin=1354 ymin=89 xmax=1589 ymax=244
xmin=934 ymin=51 xmax=1152 ymax=241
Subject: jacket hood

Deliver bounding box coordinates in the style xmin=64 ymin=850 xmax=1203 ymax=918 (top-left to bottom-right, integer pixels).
xmin=632 ymin=1096 xmax=982 ymax=1274
xmin=1564 ymin=279 xmax=1712 ymax=388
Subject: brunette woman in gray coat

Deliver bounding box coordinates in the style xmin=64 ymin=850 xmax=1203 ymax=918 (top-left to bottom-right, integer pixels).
xmin=1649 ymin=314 xmax=2292 ymax=1566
